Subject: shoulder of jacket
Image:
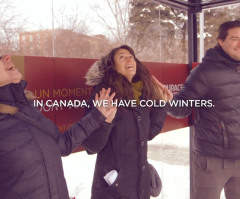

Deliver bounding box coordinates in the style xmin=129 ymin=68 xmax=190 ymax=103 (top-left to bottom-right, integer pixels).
xmin=0 ymin=90 xmax=36 ymax=115
xmin=191 ymin=61 xmax=218 ymax=74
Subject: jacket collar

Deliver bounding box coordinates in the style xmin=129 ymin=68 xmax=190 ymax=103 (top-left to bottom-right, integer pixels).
xmin=203 ymin=47 xmax=240 ymax=68
xmin=0 ymin=80 xmax=35 ymax=115
xmin=216 ymin=46 xmax=240 ymax=64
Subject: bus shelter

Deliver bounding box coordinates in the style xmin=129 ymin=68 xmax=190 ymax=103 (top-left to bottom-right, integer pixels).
xmin=9 ymin=1 xmax=240 ymax=198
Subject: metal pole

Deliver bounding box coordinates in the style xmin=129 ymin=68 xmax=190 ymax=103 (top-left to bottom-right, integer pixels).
xmin=158 ymin=6 xmax=162 ymax=62
xmin=199 ymin=10 xmax=205 ymax=61
xmin=188 ymin=10 xmax=198 ymax=199
xmin=52 ymin=0 xmax=55 ymax=57
xmin=188 ymin=13 xmax=198 ymax=65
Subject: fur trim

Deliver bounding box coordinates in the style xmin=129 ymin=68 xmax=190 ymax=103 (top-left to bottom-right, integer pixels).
xmin=24 ymin=90 xmax=37 ymax=100
xmin=0 ymin=104 xmax=18 ymax=115
xmin=85 ymin=61 xmax=104 ymax=86
xmin=0 ymin=90 xmax=36 ymax=114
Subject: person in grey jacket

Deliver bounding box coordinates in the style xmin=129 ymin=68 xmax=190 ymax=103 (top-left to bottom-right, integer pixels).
xmin=168 ymin=20 xmax=240 ymax=199
xmin=0 ymin=54 xmax=116 ymax=199
xmin=82 ymin=45 xmax=172 ymax=199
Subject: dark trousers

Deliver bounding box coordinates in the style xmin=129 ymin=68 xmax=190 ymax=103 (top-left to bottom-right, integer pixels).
xmin=193 ymin=153 xmax=240 ymax=199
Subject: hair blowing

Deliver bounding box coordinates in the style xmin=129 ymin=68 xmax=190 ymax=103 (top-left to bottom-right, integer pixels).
xmin=100 ymin=45 xmax=164 ymax=101
xmin=218 ymin=20 xmax=240 ymax=41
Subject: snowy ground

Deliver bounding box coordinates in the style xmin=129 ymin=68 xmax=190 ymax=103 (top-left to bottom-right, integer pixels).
xmin=62 ymin=127 xmax=225 ymax=199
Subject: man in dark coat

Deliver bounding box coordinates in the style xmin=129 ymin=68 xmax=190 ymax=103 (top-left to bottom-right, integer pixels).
xmin=168 ymin=20 xmax=240 ymax=199
xmin=0 ymin=54 xmax=116 ymax=199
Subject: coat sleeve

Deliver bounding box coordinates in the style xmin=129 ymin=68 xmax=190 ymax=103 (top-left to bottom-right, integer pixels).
xmin=33 ymin=105 xmax=113 ymax=156
xmin=81 ymin=121 xmax=114 ymax=154
xmin=148 ymin=105 xmax=169 ymax=140
xmin=80 ymin=90 xmax=114 ymax=154
xmin=168 ymin=64 xmax=208 ymax=118
xmin=58 ymin=107 xmax=114 ymax=156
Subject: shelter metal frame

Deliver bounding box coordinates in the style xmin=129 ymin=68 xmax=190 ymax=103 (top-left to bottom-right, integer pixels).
xmin=153 ymin=0 xmax=240 ymax=198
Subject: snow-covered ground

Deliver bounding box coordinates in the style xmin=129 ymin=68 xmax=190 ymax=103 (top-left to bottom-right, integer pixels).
xmin=62 ymin=127 xmax=225 ymax=199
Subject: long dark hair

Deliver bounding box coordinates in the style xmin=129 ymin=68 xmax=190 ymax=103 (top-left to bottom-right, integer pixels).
xmin=100 ymin=45 xmax=164 ymax=101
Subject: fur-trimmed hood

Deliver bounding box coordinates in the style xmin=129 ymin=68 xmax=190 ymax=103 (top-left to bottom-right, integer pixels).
xmin=85 ymin=61 xmax=105 ymax=86
xmin=0 ymin=90 xmax=36 ymax=115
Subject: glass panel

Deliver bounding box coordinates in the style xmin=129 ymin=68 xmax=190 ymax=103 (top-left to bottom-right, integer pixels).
xmin=3 ymin=0 xmax=189 ymax=63
xmin=62 ymin=152 xmax=96 ymax=198
xmin=62 ymin=127 xmax=190 ymax=199
xmin=6 ymin=1 xmax=190 ymax=199
xmin=128 ymin=1 xmax=188 ymax=63
xmin=148 ymin=127 xmax=190 ymax=199
xmin=202 ymin=4 xmax=240 ymax=56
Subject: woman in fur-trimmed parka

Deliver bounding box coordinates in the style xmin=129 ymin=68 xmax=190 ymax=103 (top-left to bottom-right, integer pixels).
xmin=0 ymin=54 xmax=116 ymax=199
xmin=82 ymin=45 xmax=173 ymax=199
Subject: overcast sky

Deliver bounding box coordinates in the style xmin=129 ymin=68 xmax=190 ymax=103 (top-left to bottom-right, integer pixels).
xmin=14 ymin=0 xmax=108 ymax=34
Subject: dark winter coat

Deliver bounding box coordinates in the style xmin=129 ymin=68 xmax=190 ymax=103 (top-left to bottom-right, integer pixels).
xmin=0 ymin=80 xmax=112 ymax=199
xmin=168 ymin=47 xmax=240 ymax=159
xmin=82 ymin=62 xmax=168 ymax=199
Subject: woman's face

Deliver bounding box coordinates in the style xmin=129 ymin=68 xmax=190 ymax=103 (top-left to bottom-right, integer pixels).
xmin=0 ymin=55 xmax=22 ymax=87
xmin=114 ymin=48 xmax=137 ymax=82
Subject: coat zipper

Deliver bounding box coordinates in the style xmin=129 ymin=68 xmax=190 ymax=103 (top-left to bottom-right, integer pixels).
xmin=220 ymin=120 xmax=228 ymax=149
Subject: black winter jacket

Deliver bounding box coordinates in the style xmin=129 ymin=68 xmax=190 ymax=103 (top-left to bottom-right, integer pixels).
xmin=168 ymin=47 xmax=240 ymax=159
xmin=82 ymin=83 xmax=168 ymax=199
xmin=0 ymin=81 xmax=112 ymax=199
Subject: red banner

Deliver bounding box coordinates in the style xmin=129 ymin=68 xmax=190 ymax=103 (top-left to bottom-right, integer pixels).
xmin=12 ymin=56 xmax=190 ymax=151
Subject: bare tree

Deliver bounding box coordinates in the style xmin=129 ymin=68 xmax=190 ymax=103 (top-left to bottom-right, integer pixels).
xmin=54 ymin=4 xmax=90 ymax=34
xmin=91 ymin=0 xmax=131 ymax=45
xmin=0 ymin=0 xmax=26 ymax=54
xmin=52 ymin=4 xmax=95 ymax=58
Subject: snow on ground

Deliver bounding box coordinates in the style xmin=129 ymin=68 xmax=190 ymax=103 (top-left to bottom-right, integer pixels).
xmin=62 ymin=152 xmax=189 ymax=199
xmin=62 ymin=127 xmax=225 ymax=199
xmin=62 ymin=152 xmax=96 ymax=198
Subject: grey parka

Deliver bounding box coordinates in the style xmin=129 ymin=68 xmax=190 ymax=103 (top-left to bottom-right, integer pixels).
xmin=0 ymin=81 xmax=113 ymax=199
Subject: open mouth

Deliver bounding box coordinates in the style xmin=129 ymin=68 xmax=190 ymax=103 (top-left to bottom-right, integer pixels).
xmin=127 ymin=65 xmax=134 ymax=69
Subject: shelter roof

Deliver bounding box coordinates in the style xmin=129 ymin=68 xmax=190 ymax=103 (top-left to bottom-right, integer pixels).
xmin=154 ymin=0 xmax=240 ymax=12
